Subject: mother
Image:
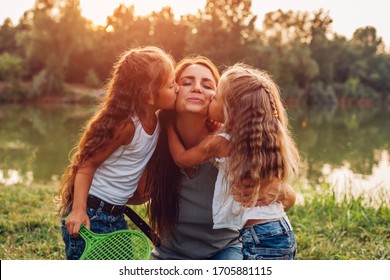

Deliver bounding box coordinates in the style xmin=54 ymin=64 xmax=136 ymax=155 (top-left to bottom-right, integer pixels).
xmin=132 ymin=56 xmax=295 ymax=259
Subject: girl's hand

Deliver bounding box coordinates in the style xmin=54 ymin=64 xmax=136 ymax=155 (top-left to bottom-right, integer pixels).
xmin=206 ymin=118 xmax=222 ymax=132
xmin=65 ymin=209 xmax=90 ymax=237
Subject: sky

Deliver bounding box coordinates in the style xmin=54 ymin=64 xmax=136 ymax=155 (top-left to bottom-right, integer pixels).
xmin=1 ymin=0 xmax=389 ymax=46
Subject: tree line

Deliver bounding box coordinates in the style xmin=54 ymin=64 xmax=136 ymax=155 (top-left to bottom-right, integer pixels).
xmin=0 ymin=0 xmax=389 ymax=105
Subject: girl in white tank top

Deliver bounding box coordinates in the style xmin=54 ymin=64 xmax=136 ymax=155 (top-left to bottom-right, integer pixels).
xmin=56 ymin=46 xmax=178 ymax=260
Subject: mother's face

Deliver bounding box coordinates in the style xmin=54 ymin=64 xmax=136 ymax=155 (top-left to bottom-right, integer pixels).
xmin=175 ymin=64 xmax=217 ymax=116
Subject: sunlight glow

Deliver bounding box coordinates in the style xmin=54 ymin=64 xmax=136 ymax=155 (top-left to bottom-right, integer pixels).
xmin=323 ymin=150 xmax=390 ymax=205
xmin=79 ymin=0 xmax=206 ymax=26
xmin=0 ymin=169 xmax=33 ymax=186
xmin=1 ymin=0 xmax=389 ymax=46
xmin=105 ymin=25 xmax=114 ymax=32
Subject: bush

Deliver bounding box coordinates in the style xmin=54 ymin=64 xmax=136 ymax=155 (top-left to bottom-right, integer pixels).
xmin=31 ymin=69 xmax=66 ymax=98
xmin=84 ymin=69 xmax=101 ymax=88
xmin=306 ymin=82 xmax=338 ymax=105
xmin=0 ymin=52 xmax=24 ymax=81
xmin=0 ymin=79 xmax=28 ymax=102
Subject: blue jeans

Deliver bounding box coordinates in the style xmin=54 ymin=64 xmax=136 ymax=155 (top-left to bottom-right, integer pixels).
xmin=207 ymin=246 xmax=243 ymax=260
xmin=241 ymin=216 xmax=297 ymax=260
xmin=61 ymin=207 xmax=128 ymax=260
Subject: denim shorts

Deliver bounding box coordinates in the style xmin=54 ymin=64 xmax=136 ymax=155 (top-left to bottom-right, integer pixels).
xmin=207 ymin=246 xmax=243 ymax=260
xmin=61 ymin=206 xmax=128 ymax=260
xmin=240 ymin=216 xmax=297 ymax=260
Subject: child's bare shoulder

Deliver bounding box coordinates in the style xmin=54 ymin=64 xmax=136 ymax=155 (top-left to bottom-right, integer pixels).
xmin=116 ymin=119 xmax=136 ymax=145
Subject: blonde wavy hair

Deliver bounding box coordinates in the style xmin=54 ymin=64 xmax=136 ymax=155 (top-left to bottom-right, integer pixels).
xmin=55 ymin=46 xmax=175 ymax=217
xmin=220 ymin=63 xmax=300 ymax=207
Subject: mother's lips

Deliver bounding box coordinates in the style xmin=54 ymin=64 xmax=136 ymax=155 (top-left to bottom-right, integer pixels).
xmin=187 ymin=97 xmax=205 ymax=103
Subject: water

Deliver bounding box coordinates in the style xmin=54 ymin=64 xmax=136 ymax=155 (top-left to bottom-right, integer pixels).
xmin=1 ymin=104 xmax=389 ymax=202
xmin=0 ymin=104 xmax=95 ymax=185
xmin=289 ymin=105 xmax=390 ymax=204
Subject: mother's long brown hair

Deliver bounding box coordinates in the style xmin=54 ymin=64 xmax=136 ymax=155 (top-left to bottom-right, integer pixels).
xmin=146 ymin=55 xmax=220 ymax=235
xmin=55 ymin=46 xmax=175 ymax=217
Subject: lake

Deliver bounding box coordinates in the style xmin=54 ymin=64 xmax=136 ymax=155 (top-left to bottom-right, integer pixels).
xmin=1 ymin=104 xmax=389 ymax=203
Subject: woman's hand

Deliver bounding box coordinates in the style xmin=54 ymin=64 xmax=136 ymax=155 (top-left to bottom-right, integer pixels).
xmin=231 ymin=179 xmax=278 ymax=207
xmin=231 ymin=180 xmax=296 ymax=210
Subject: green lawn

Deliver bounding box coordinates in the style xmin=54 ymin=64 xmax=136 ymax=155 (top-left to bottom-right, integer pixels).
xmin=0 ymin=182 xmax=388 ymax=260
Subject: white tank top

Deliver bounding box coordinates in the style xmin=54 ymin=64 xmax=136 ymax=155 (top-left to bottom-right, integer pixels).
xmin=89 ymin=114 xmax=160 ymax=205
xmin=212 ymin=133 xmax=285 ymax=229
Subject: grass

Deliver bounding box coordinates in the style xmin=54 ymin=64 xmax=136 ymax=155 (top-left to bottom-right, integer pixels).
xmin=0 ymin=182 xmax=389 ymax=260
xmin=290 ymin=183 xmax=390 ymax=259
xmin=0 ymin=183 xmax=64 ymax=259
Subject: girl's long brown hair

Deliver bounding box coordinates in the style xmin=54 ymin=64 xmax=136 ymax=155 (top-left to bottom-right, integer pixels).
xmin=146 ymin=55 xmax=220 ymax=235
xmin=220 ymin=63 xmax=300 ymax=207
xmin=55 ymin=46 xmax=175 ymax=217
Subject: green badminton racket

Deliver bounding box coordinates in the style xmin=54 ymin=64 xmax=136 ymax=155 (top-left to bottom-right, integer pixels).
xmin=78 ymin=224 xmax=151 ymax=260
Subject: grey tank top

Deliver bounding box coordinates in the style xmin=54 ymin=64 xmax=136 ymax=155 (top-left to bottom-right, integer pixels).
xmin=152 ymin=162 xmax=241 ymax=259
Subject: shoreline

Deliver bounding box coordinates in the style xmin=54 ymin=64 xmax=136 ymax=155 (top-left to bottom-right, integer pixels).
xmin=0 ymin=81 xmax=103 ymax=105
xmin=1 ymin=81 xmax=388 ymax=109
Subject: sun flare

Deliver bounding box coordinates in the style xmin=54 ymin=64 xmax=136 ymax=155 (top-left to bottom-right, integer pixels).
xmin=79 ymin=0 xmax=205 ymax=26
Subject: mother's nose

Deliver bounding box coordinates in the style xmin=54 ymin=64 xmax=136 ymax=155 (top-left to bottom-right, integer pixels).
xmin=192 ymin=82 xmax=202 ymax=93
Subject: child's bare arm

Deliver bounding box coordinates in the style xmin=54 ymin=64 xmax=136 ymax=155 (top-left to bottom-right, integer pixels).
xmin=66 ymin=120 xmax=135 ymax=236
xmin=167 ymin=124 xmax=228 ymax=168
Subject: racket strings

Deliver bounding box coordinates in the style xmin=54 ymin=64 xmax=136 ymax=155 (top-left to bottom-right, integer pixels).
xmin=81 ymin=232 xmax=151 ymax=260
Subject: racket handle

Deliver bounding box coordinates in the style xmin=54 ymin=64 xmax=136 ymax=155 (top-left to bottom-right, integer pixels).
xmin=78 ymin=224 xmax=95 ymax=244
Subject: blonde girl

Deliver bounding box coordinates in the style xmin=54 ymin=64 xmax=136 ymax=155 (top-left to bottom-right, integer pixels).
xmin=168 ymin=63 xmax=300 ymax=260
xmin=56 ymin=46 xmax=178 ymax=260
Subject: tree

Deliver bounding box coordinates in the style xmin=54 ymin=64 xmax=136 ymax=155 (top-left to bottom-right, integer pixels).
xmin=347 ymin=27 xmax=386 ymax=98
xmin=105 ymin=4 xmax=152 ymax=52
xmin=287 ymin=41 xmax=319 ymax=91
xmin=262 ymin=9 xmax=312 ymax=45
xmin=19 ymin=0 xmax=92 ymax=95
xmin=309 ymin=9 xmax=335 ymax=85
xmin=351 ymin=26 xmax=384 ymax=56
xmin=0 ymin=52 xmax=23 ymax=81
xmin=0 ymin=19 xmax=18 ymax=55
xmin=261 ymin=9 xmax=327 ymax=100
xmin=91 ymin=4 xmax=153 ymax=79
xmin=186 ymin=0 xmax=257 ymax=66
xmin=0 ymin=52 xmax=25 ymax=101
xmin=330 ymin=35 xmax=355 ymax=84
xmin=150 ymin=7 xmax=188 ymax=59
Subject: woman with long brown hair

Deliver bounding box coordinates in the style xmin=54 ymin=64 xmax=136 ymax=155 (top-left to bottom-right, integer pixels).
xmin=143 ymin=56 xmax=296 ymax=259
